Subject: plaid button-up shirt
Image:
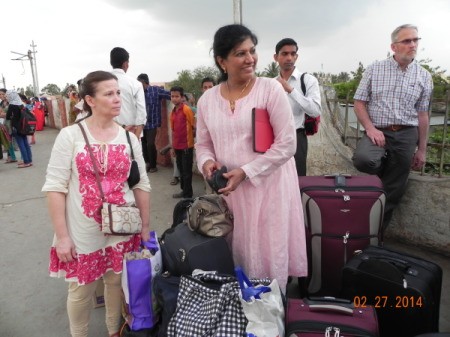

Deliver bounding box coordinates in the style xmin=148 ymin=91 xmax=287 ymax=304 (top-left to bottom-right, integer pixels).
xmin=354 ymin=57 xmax=433 ymax=128
xmin=143 ymin=86 xmax=171 ymax=129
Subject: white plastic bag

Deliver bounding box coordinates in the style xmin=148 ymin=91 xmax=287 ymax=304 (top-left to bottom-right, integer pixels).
xmin=236 ymin=267 xmax=285 ymax=337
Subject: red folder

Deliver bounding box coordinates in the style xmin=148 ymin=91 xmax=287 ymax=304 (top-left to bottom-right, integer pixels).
xmin=252 ymin=108 xmax=274 ymax=153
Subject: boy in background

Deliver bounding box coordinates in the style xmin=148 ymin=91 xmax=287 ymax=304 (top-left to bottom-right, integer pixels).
xmin=170 ymin=86 xmax=196 ymax=199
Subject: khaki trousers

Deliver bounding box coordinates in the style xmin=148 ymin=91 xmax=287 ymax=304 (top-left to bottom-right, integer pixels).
xmin=67 ymin=271 xmax=122 ymax=337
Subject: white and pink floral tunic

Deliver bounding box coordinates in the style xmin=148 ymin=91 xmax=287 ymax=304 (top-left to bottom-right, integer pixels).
xmin=42 ymin=120 xmax=151 ymax=285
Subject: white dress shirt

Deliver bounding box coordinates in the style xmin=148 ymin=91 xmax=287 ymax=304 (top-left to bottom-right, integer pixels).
xmin=111 ymin=68 xmax=147 ymax=127
xmin=280 ymin=67 xmax=322 ymax=130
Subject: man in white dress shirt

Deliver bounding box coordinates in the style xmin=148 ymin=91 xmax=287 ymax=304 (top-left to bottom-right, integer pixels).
xmin=274 ymin=38 xmax=322 ymax=176
xmin=110 ymin=47 xmax=146 ymax=138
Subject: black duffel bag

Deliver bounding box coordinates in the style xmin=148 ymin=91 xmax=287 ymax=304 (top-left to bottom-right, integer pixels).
xmin=160 ymin=222 xmax=235 ymax=276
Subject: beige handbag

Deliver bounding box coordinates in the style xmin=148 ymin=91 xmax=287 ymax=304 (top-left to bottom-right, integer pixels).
xmin=101 ymin=202 xmax=142 ymax=235
xmin=78 ymin=123 xmax=142 ymax=235
xmin=187 ymin=194 xmax=233 ymax=237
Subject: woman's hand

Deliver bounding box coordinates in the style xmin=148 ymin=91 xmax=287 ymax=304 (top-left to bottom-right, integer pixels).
xmin=140 ymin=225 xmax=151 ymax=242
xmin=56 ymin=236 xmax=77 ymax=263
xmin=219 ymin=168 xmax=247 ymax=196
xmin=202 ymin=159 xmax=219 ymax=179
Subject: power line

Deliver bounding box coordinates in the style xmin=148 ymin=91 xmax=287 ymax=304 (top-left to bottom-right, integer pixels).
xmin=11 ymin=41 xmax=40 ymax=95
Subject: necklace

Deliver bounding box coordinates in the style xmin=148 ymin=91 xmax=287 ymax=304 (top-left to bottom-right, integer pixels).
xmin=226 ymin=78 xmax=253 ymax=112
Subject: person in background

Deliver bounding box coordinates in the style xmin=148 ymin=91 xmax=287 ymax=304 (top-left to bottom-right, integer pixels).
xmin=68 ymin=91 xmax=80 ymax=125
xmin=170 ymin=86 xmax=195 ymax=199
xmin=42 ymin=70 xmax=151 ymax=337
xmin=352 ymin=24 xmax=433 ymax=230
xmin=195 ymin=24 xmax=307 ymax=292
xmin=274 ymin=38 xmax=322 ymax=176
xmin=198 ymin=77 xmax=216 ymax=194
xmin=110 ymin=47 xmax=146 ymax=138
xmin=201 ymin=77 xmax=215 ymax=92
xmin=0 ymin=91 xmax=18 ymax=163
xmin=137 ymin=73 xmax=171 ymax=173
xmin=1 ymin=89 xmax=32 ymax=168
xmin=19 ymin=93 xmax=37 ymax=145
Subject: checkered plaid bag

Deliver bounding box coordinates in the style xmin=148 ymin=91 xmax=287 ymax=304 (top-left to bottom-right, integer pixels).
xmin=167 ymin=273 xmax=270 ymax=337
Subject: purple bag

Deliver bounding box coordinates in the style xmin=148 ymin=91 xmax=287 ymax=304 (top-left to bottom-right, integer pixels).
xmin=122 ymin=231 xmax=162 ymax=330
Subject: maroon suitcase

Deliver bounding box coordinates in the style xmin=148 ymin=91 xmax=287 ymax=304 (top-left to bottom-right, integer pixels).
xmin=286 ymin=297 xmax=379 ymax=336
xmin=299 ymin=175 xmax=385 ymax=296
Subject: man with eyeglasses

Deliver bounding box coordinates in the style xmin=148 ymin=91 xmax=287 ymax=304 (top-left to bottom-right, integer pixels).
xmin=352 ymin=24 xmax=433 ymax=232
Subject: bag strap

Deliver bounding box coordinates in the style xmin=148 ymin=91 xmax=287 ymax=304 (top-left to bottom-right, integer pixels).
xmin=235 ymin=266 xmax=271 ymax=301
xmin=77 ymin=123 xmax=106 ymax=202
xmin=300 ymin=72 xmax=307 ymax=95
xmin=125 ymin=131 xmax=135 ymax=160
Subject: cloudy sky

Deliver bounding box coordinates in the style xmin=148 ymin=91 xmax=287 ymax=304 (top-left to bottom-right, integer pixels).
xmin=1 ymin=0 xmax=449 ymax=92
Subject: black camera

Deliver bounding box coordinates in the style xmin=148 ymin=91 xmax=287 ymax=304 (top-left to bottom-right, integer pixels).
xmin=206 ymin=166 xmax=229 ymax=194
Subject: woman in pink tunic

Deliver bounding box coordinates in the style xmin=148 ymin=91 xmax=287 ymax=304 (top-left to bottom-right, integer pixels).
xmin=196 ymin=24 xmax=307 ymax=292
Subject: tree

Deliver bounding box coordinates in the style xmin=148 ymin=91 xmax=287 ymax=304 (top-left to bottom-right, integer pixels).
xmin=418 ymin=59 xmax=449 ymax=99
xmin=41 ymin=83 xmax=61 ymax=96
xmin=351 ymin=62 xmax=365 ymax=83
xmin=261 ymin=62 xmax=279 ymax=78
xmin=25 ymin=85 xmax=35 ymax=97
xmin=61 ymin=83 xmax=78 ymax=98
xmin=171 ymin=66 xmax=219 ymax=100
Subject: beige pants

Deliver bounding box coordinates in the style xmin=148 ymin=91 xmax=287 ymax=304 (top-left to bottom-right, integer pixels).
xmin=67 ymin=271 xmax=122 ymax=337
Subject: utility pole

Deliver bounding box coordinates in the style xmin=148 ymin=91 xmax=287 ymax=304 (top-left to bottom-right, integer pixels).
xmin=30 ymin=40 xmax=39 ymax=95
xmin=11 ymin=41 xmax=39 ymax=96
xmin=233 ymin=0 xmax=242 ymax=24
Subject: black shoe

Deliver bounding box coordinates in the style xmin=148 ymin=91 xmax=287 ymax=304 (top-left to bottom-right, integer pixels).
xmin=172 ymin=192 xmax=184 ymax=199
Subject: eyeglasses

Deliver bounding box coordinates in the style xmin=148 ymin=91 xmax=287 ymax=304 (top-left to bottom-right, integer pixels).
xmin=394 ymin=38 xmax=421 ymax=45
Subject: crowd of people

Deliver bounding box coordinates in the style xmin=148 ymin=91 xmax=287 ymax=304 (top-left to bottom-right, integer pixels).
xmin=0 ymin=21 xmax=431 ymax=337
xmin=0 ymin=90 xmax=47 ymax=168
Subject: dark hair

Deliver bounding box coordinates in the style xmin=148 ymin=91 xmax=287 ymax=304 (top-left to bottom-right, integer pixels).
xmin=110 ymin=47 xmax=129 ymax=69
xmin=80 ymin=71 xmax=118 ymax=115
xmin=201 ymin=77 xmax=215 ymax=86
xmin=18 ymin=93 xmax=28 ymax=102
xmin=170 ymin=86 xmax=184 ymax=96
xmin=275 ymin=38 xmax=298 ymax=54
xmin=212 ymin=24 xmax=258 ymax=82
xmin=137 ymin=73 xmax=150 ymax=84
xmin=0 ymin=88 xmax=6 ymax=93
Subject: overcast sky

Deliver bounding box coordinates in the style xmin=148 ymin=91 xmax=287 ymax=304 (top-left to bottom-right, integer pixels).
xmin=2 ymin=0 xmax=449 ymax=92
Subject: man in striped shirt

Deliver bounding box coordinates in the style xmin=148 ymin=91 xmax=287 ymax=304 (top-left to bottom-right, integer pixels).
xmin=352 ymin=24 xmax=433 ymax=230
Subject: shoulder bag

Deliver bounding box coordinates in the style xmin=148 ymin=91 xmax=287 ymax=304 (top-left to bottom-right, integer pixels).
xmin=187 ymin=194 xmax=233 ymax=237
xmin=78 ymin=123 xmax=142 ymax=235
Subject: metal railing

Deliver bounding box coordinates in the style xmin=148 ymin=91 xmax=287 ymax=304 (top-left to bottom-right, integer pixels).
xmin=324 ymin=87 xmax=450 ymax=177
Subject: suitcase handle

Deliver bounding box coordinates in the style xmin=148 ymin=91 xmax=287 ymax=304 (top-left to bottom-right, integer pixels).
xmin=309 ymin=304 xmax=354 ymax=316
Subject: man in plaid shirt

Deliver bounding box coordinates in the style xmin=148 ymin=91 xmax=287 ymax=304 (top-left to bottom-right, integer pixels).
xmin=352 ymin=24 xmax=433 ymax=230
xmin=137 ymin=73 xmax=171 ymax=173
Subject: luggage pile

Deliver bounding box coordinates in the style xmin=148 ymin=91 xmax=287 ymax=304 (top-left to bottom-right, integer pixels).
xmin=119 ymin=175 xmax=445 ymax=337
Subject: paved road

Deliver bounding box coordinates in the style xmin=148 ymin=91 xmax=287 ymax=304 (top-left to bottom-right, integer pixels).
xmin=0 ymin=127 xmax=448 ymax=336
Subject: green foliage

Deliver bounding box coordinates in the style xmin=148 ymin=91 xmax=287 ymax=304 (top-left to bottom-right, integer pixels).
xmin=25 ymin=85 xmax=35 ymax=97
xmin=351 ymin=62 xmax=365 ymax=83
xmin=171 ymin=66 xmax=220 ymax=101
xmin=61 ymin=83 xmax=77 ymax=98
xmin=419 ymin=59 xmax=449 ymax=99
xmin=429 ymin=127 xmax=450 ymax=143
xmin=41 ymin=83 xmax=61 ymax=95
xmin=333 ymin=80 xmax=358 ymax=100
xmin=260 ymin=62 xmax=279 ymax=78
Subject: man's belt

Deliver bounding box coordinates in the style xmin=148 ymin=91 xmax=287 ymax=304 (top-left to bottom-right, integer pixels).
xmin=379 ymin=125 xmax=414 ymax=132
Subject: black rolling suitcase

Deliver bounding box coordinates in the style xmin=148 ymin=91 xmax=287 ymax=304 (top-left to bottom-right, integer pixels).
xmin=299 ymin=174 xmax=385 ymax=296
xmin=341 ymin=245 xmax=443 ymax=337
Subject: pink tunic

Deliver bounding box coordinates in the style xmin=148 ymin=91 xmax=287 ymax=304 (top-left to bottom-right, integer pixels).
xmin=196 ymin=77 xmax=307 ymax=290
